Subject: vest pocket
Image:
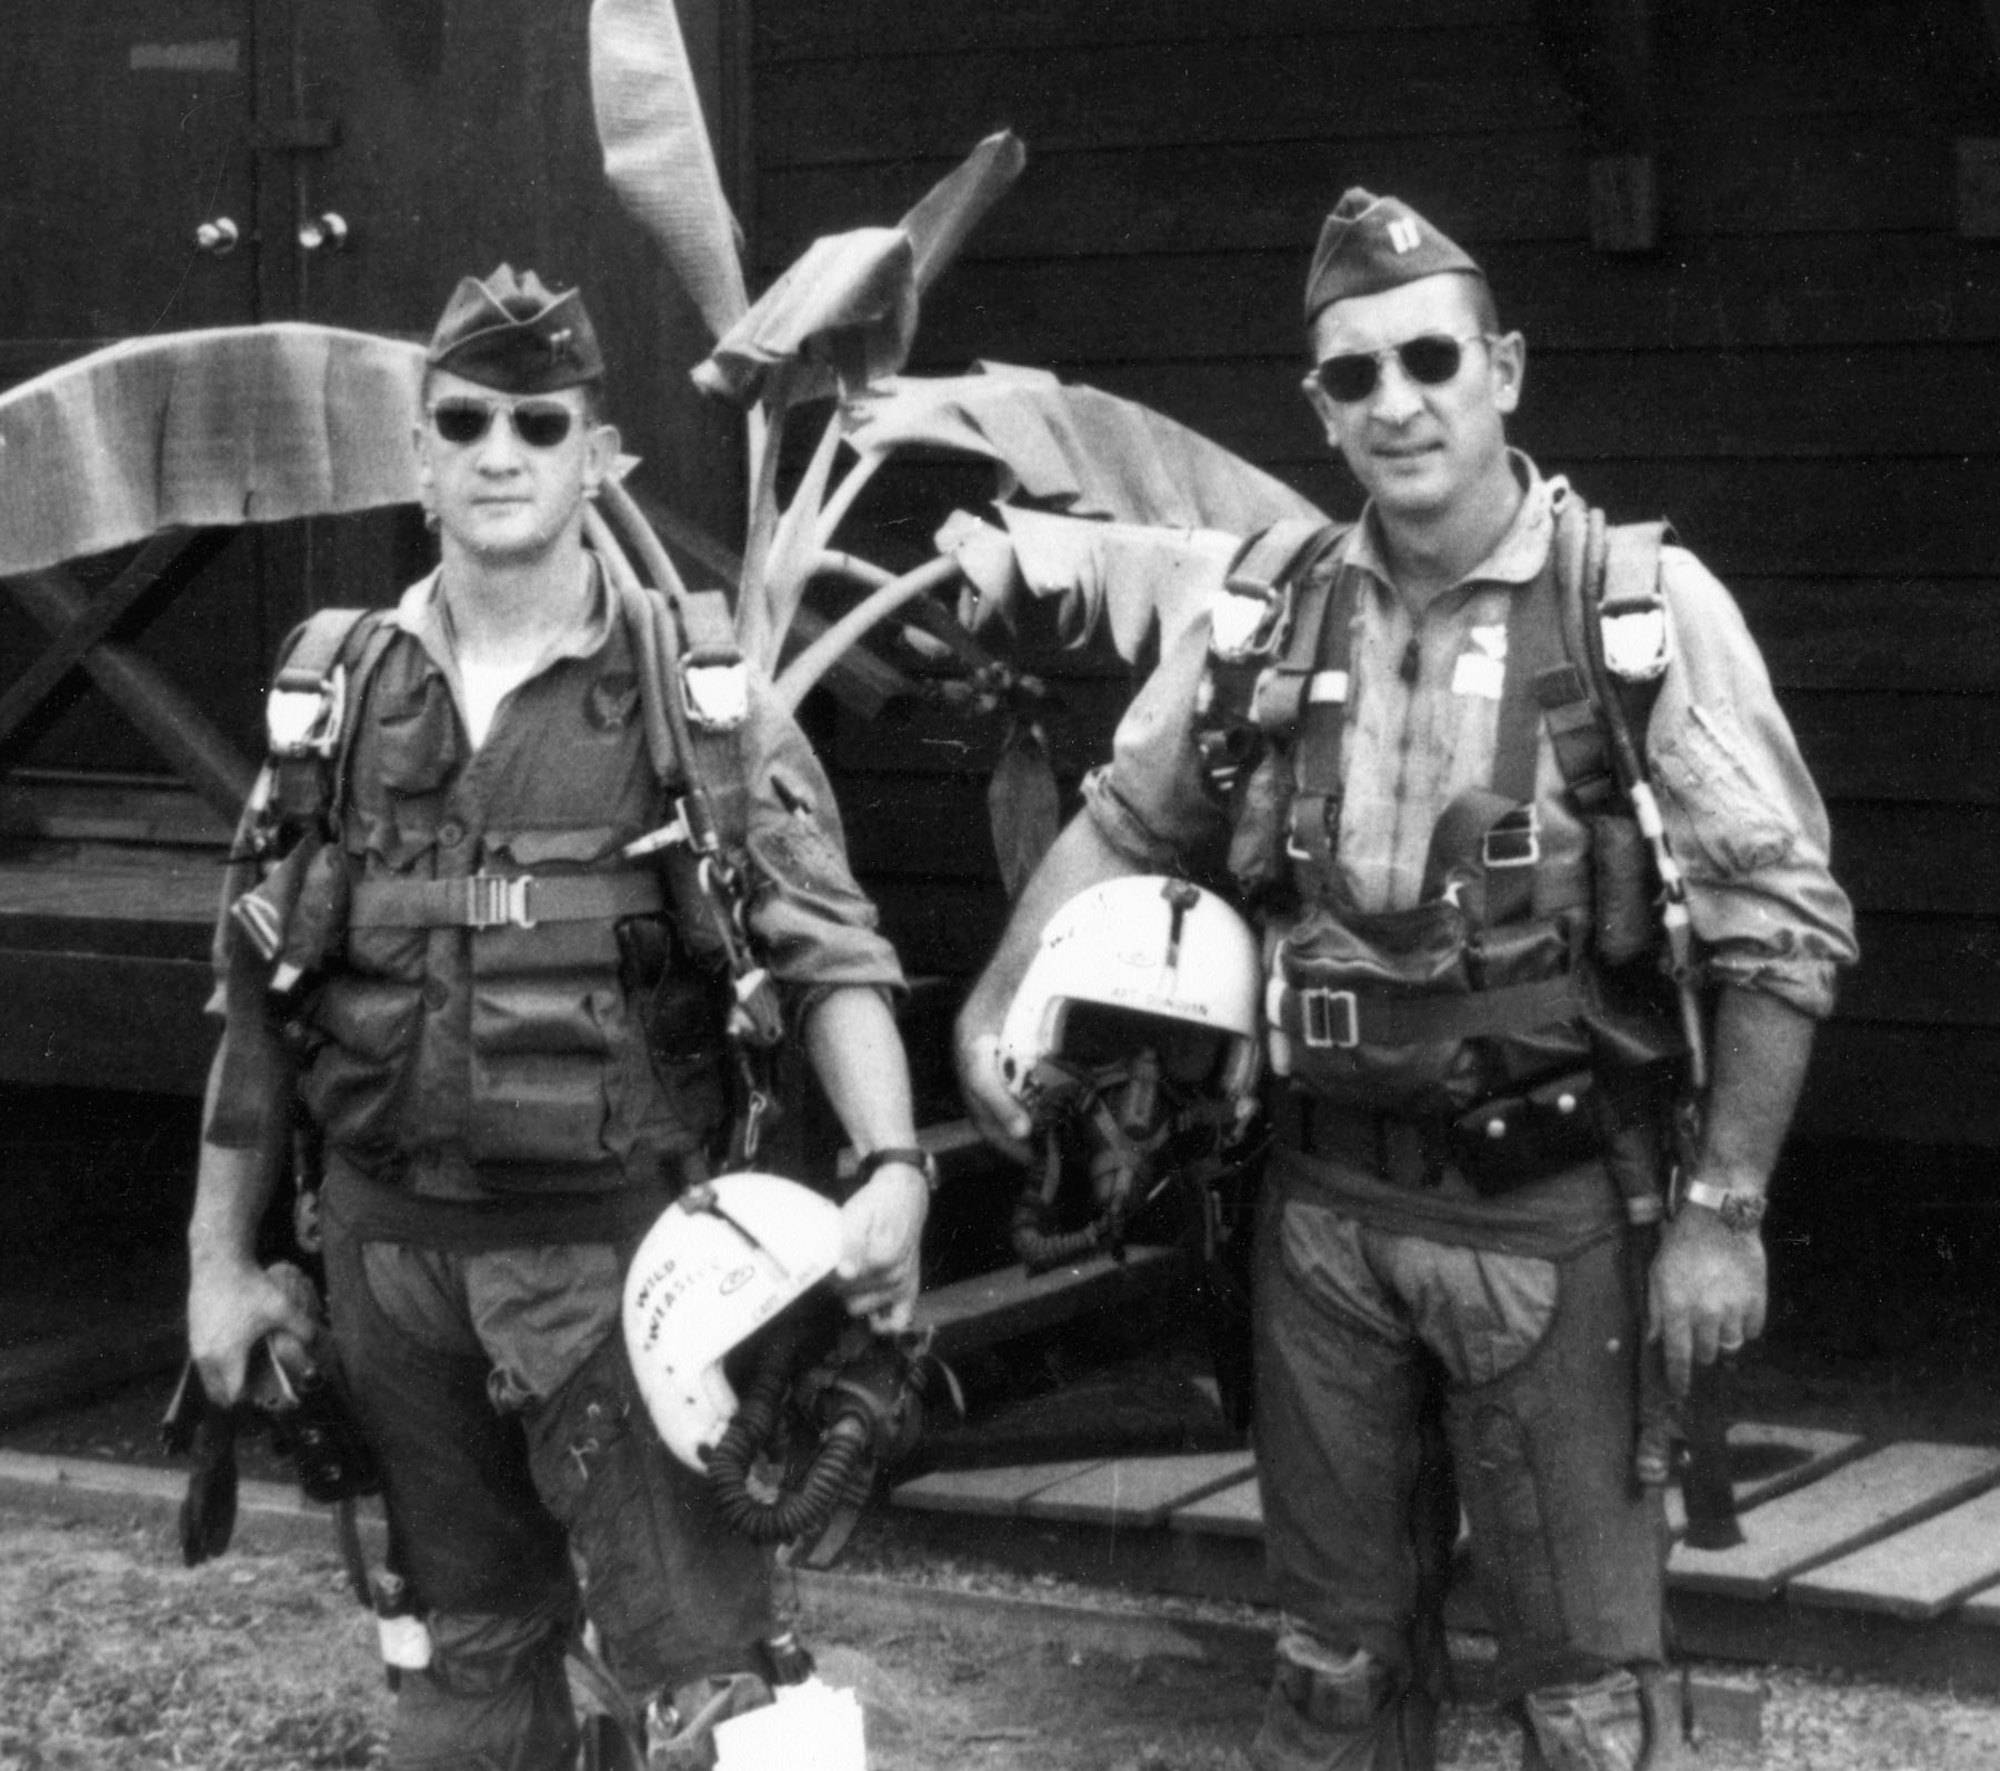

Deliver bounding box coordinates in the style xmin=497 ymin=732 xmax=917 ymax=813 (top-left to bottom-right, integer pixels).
xmin=464 ymin=975 xmax=616 ymax=1176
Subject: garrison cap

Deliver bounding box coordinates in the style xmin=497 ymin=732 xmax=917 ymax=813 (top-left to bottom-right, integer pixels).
xmin=1304 ymin=189 xmax=1486 ymax=325
xmin=425 ymin=264 xmax=604 ymax=393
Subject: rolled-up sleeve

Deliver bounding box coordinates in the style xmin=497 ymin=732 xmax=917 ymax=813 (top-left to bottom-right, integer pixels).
xmin=1647 ymin=548 xmax=1859 ymax=1019
xmin=738 ymin=670 xmax=906 ymax=1018
xmin=1080 ymin=611 xmax=1231 ymax=869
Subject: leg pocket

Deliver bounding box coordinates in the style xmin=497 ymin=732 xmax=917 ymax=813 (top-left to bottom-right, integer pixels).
xmin=525 ymin=1337 xmax=775 ymax=1697
xmin=1375 ymin=1237 xmax=1559 ymax=1388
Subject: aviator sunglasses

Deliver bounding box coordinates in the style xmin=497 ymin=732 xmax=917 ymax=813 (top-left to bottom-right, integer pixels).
xmin=427 ymin=396 xmax=581 ymax=449
xmin=1314 ymin=332 xmax=1494 ymax=404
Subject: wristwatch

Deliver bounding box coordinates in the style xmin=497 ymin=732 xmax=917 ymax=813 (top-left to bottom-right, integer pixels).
xmin=1680 ymin=1177 xmax=1767 ymax=1234
xmin=853 ymin=1144 xmax=939 ymax=1193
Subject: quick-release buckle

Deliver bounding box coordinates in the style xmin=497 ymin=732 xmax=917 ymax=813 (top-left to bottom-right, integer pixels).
xmin=681 ymin=658 xmax=748 ymax=731
xmin=266 ymin=665 xmax=347 ymax=760
xmin=1482 ymin=808 xmax=1541 ymax=870
xmin=1209 ymin=577 xmax=1293 ymax=665
xmin=464 ymin=874 xmax=537 ymax=929
xmin=1300 ymin=988 xmax=1360 ymax=1050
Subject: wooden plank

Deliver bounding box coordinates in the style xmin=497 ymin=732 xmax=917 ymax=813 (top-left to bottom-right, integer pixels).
xmin=765 ymin=117 xmax=1952 ymax=269
xmin=1169 ymin=1474 xmax=1264 ymax=1540
xmin=1790 ymin=1487 xmax=2000 ymax=1621
xmin=0 ymin=781 xmax=236 ymax=846
xmin=757 ymin=29 xmax=1570 ymax=166
xmin=905 ymin=236 xmax=2000 ymax=367
xmin=0 ymin=852 xmax=223 ymax=929
xmin=1785 ymin=694 xmax=2000 ymax=808
xmin=1800 ymin=1025 xmax=2000 ymax=1147
xmin=1835 ymin=804 xmax=2000 ymax=918
xmin=1839 ymin=920 xmax=2000 ymax=1029
xmin=0 ymin=1311 xmax=183 ymax=1430
xmin=890 ymin=1457 xmax=1109 ymax=1518
xmin=1665 ymin=1424 xmax=1867 ymax=1539
xmin=0 ymin=531 xmax=236 ymax=754
xmin=1736 ymin=581 xmax=2000 ymax=696
xmin=7 ymin=567 xmax=257 ymax=818
xmin=0 ymin=949 xmax=214 ymax=1095
xmin=1667 ymin=1443 xmax=2000 ymax=1600
xmin=757 ymin=0 xmax=1517 ymax=61
xmin=761 ymin=0 xmax=1982 ymax=133
xmin=1954 ymin=1582 xmax=2000 ymax=1630
xmin=1020 ymin=1451 xmax=1256 ymax=1529
xmin=914 ymin=1244 xmax=1184 ymax=1359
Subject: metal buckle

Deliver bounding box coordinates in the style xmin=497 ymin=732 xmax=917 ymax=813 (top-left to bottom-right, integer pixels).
xmin=1482 ymin=808 xmax=1541 ymax=869
xmin=1301 ymin=988 xmax=1359 ymax=1050
xmin=682 ymin=659 xmax=748 ymax=731
xmin=1209 ymin=578 xmax=1293 ymax=664
xmin=266 ymin=665 xmax=347 ymax=760
xmin=464 ymin=875 xmax=536 ymax=929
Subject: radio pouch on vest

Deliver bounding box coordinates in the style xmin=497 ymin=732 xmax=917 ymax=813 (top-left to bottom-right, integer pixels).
xmin=1265 ymin=789 xmax=1593 ymax=1135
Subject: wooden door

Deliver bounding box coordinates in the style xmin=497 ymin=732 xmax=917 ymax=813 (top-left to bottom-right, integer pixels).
xmin=0 ymin=3 xmax=271 ymax=779
xmin=271 ymin=0 xmax=741 ymax=613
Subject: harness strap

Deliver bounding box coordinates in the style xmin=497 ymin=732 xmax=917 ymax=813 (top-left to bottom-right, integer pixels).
xmin=347 ymin=870 xmax=665 ymax=929
xmin=266 ymin=607 xmax=392 ymax=835
xmin=1269 ymin=971 xmax=1587 ymax=1051
xmin=1197 ymin=520 xmax=1350 ymax=796
xmin=1424 ymin=786 xmax=1542 ymax=927
xmin=1282 ymin=567 xmax=1359 ymax=901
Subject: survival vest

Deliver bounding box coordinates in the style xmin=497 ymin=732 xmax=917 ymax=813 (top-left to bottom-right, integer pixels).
xmin=228 ymin=565 xmax=783 ymax=1187
xmin=1193 ymin=483 xmax=1700 ymax=1194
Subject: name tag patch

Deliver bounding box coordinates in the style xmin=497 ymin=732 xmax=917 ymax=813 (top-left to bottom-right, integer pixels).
xmin=1452 ymin=625 xmax=1508 ymax=700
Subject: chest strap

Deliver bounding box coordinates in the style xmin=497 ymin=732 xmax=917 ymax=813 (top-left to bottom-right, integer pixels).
xmin=347 ymin=870 xmax=665 ymax=931
xmin=1276 ymin=566 xmax=1359 ymax=899
xmin=1197 ymin=519 xmax=1350 ymax=795
xmin=1267 ymin=970 xmax=1588 ymax=1052
xmin=265 ymin=606 xmax=395 ymax=838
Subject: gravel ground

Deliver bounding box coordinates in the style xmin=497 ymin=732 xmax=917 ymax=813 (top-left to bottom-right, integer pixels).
xmin=8 ymin=1500 xmax=2000 ymax=1769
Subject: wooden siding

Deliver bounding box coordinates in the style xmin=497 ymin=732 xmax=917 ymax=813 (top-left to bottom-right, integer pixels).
xmin=752 ymin=0 xmax=2000 ymax=1144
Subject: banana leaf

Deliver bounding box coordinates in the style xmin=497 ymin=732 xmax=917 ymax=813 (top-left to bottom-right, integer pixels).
xmin=981 ymin=507 xmax=1247 ymax=665
xmin=694 ymin=229 xmax=916 ymax=408
xmin=848 ymin=364 xmax=1327 ymax=535
xmin=694 ymin=132 xmax=1025 ymax=410
xmin=0 ymin=325 xmax=424 ymax=577
xmin=591 ymin=0 xmax=749 ymax=340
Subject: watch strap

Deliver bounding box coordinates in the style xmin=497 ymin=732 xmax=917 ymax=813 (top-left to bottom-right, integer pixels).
xmin=853 ymin=1144 xmax=938 ymax=1191
xmin=1681 ymin=1177 xmax=1766 ymax=1231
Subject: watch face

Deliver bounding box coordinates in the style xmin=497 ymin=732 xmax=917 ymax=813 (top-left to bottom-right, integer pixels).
xmin=1719 ymin=1193 xmax=1766 ymax=1232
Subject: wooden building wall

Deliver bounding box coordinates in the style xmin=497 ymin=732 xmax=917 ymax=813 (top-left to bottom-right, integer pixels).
xmin=750 ymin=0 xmax=2000 ymax=1147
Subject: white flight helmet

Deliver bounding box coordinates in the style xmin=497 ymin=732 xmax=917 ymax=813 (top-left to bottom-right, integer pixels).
xmin=998 ymin=875 xmax=1264 ymax=1130
xmin=622 ymin=1172 xmax=845 ymax=1472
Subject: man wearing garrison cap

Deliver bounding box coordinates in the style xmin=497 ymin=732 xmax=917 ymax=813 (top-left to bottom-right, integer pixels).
xmin=187 ymin=265 xmax=932 ymax=1769
xmin=957 ymin=194 xmax=1854 ymax=1767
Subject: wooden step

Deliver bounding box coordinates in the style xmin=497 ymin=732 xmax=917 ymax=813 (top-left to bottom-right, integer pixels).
xmin=1017 ymin=1451 xmax=1256 ymax=1529
xmin=1167 ymin=1474 xmax=1264 ymax=1540
xmin=892 ymin=1457 xmax=1112 ymax=1518
xmin=1664 ymin=1421 xmax=1866 ymax=1538
xmin=1668 ymin=1441 xmax=2000 ymax=1600
xmin=1790 ymin=1485 xmax=2000 ymax=1621
xmin=913 ymin=1243 xmax=1184 ymax=1359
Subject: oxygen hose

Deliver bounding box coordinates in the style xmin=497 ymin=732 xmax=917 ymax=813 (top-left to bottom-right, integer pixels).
xmin=704 ymin=1341 xmax=875 ymax=1545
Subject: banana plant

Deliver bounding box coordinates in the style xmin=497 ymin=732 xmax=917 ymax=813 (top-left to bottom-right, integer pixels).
xmin=589 ymin=0 xmax=1329 ymax=895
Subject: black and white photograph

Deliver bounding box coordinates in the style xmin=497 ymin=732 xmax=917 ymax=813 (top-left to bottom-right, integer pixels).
xmin=1 ymin=3 xmax=1997 ymax=1766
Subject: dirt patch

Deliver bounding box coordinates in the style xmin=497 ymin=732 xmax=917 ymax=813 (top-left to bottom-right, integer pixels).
xmin=9 ymin=1504 xmax=2000 ymax=1769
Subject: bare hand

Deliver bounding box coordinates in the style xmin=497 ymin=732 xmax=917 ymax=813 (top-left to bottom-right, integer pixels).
xmin=953 ymin=1024 xmax=1034 ymax=1163
xmin=834 ymin=1164 xmax=929 ymax=1331
xmin=1648 ymin=1208 xmax=1768 ymax=1398
xmin=188 ymin=1258 xmax=322 ymax=1406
